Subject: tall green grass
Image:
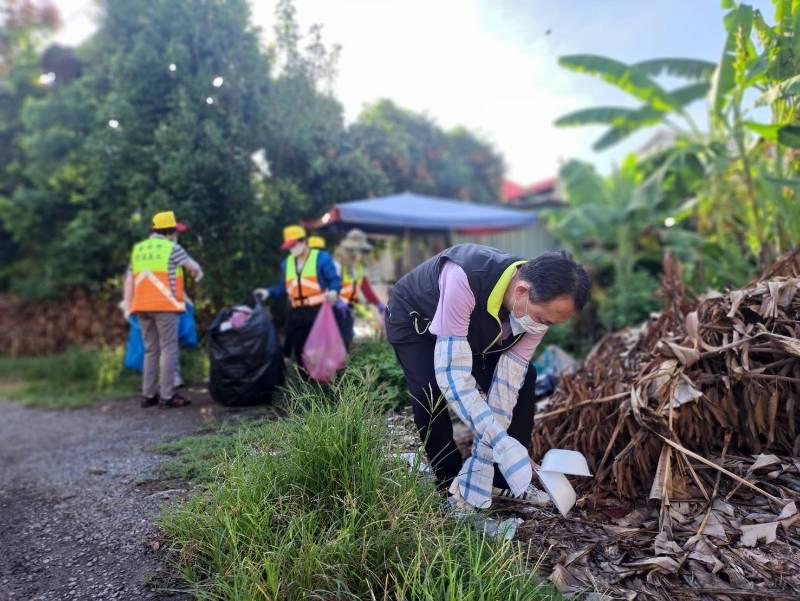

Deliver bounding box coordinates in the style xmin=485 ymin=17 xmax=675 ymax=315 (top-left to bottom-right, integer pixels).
xmin=160 ymin=371 xmax=557 ymax=600
xmin=346 ymin=339 xmax=407 ymax=410
xmin=0 ymin=346 xmax=137 ymax=408
xmin=0 ymin=346 xmax=208 ymax=408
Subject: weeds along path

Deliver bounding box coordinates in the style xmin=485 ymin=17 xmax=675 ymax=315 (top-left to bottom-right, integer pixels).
xmin=0 ymin=393 xmax=266 ymax=600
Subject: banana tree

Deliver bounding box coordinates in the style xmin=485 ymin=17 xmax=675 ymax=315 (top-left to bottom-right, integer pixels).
xmin=555 ymin=56 xmax=715 ymax=150
xmin=555 ymin=0 xmax=800 ymax=272
xmin=549 ymin=156 xmax=682 ymax=329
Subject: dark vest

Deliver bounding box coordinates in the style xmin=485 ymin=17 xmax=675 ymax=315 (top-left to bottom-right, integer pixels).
xmin=388 ymin=244 xmax=525 ymax=355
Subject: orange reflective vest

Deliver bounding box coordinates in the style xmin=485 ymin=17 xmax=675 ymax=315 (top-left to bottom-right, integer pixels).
xmin=130 ymin=237 xmax=185 ymax=313
xmin=340 ymin=263 xmax=364 ymax=306
xmin=285 ymin=250 xmax=324 ymax=308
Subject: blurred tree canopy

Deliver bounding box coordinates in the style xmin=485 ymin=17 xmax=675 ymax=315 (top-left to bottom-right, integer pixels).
xmin=0 ymin=0 xmax=504 ymax=305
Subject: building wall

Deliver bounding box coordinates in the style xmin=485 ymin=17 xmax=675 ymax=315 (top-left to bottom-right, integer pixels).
xmin=365 ymin=222 xmax=558 ymax=303
xmin=451 ymin=221 xmax=558 ymax=258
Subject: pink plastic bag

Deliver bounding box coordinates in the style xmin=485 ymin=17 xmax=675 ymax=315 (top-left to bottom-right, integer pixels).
xmin=302 ymin=302 xmax=347 ymax=383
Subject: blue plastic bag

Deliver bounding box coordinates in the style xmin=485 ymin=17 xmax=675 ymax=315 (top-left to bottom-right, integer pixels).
xmin=124 ymin=303 xmax=198 ymax=371
xmin=124 ymin=315 xmax=144 ymax=371
xmin=178 ymin=303 xmax=199 ymax=348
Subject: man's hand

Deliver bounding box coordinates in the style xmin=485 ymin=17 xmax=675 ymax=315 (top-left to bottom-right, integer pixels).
xmin=254 ymin=288 xmax=270 ymax=301
xmin=335 ymin=298 xmax=348 ymax=313
xmin=493 ymin=436 xmax=533 ymax=496
xmin=324 ymin=290 xmax=338 ymax=305
xmin=193 ymin=269 xmax=204 ymax=282
xmin=118 ymin=300 xmax=131 ymax=320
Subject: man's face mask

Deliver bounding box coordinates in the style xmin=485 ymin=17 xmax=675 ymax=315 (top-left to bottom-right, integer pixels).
xmin=509 ymin=293 xmax=549 ymax=337
xmin=289 ymin=241 xmax=307 ymax=257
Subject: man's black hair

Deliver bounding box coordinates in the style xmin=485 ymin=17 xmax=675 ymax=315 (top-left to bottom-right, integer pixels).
xmin=518 ymin=250 xmax=590 ymax=310
xmin=153 ymin=227 xmax=177 ymax=236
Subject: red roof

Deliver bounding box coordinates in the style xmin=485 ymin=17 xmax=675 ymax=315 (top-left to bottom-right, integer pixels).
xmin=524 ymin=176 xmax=557 ymax=196
xmin=501 ymin=177 xmax=557 ymax=203
xmin=501 ymin=180 xmax=526 ymax=202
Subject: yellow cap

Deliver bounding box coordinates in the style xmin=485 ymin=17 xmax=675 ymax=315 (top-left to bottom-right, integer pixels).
xmin=308 ymin=235 xmax=325 ymax=249
xmin=281 ymin=224 xmax=307 ymax=249
xmin=152 ymin=211 xmax=177 ymax=229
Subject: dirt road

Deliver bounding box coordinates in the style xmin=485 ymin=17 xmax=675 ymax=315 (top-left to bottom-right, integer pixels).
xmin=0 ymin=393 xmax=261 ymax=600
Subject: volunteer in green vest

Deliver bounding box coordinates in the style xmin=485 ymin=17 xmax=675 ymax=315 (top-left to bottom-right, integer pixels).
xmin=333 ymin=228 xmax=386 ymax=348
xmin=124 ymin=211 xmax=203 ymax=408
xmin=254 ymin=225 xmax=342 ymax=368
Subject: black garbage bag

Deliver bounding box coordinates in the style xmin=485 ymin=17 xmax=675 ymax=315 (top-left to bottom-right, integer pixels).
xmin=208 ymin=300 xmax=284 ymax=405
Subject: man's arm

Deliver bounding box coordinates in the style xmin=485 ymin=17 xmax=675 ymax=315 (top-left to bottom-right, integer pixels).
xmin=359 ymin=275 xmax=382 ymax=306
xmin=263 ymin=259 xmax=287 ymax=298
xmin=429 ymin=263 xmax=505 ymax=443
xmin=430 ymin=262 xmax=533 ymax=497
xmin=171 ymin=243 xmax=203 ymax=280
xmin=121 ymin=267 xmax=133 ymax=317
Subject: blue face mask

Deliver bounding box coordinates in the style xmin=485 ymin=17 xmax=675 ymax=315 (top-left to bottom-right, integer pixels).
xmin=509 ymin=295 xmax=549 ymax=337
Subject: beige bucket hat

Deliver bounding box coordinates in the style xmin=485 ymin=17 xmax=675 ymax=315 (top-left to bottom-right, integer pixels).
xmin=340 ymin=228 xmax=373 ymax=251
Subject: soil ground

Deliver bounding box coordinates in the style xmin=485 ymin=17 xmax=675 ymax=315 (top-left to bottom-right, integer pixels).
xmin=0 ymin=390 xmax=268 ymax=601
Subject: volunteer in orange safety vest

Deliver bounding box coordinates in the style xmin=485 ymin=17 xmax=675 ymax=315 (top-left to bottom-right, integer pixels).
xmin=254 ymin=225 xmax=341 ymax=369
xmin=123 ymin=211 xmax=203 ymax=408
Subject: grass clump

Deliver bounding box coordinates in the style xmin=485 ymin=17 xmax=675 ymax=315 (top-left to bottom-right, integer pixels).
xmin=346 ymin=339 xmax=407 ymax=410
xmin=0 ymin=346 xmax=138 ymax=408
xmin=0 ymin=346 xmax=208 ymax=409
xmin=160 ymin=371 xmax=557 ymax=600
xmin=157 ymin=419 xmax=286 ymax=482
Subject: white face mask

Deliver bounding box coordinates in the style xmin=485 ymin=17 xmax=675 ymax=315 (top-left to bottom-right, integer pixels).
xmin=289 ymin=241 xmax=307 ymax=258
xmin=509 ymin=295 xmax=549 ymax=337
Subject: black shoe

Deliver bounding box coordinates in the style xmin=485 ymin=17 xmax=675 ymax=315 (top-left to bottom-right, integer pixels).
xmin=140 ymin=395 xmax=159 ymax=408
xmin=159 ymin=393 xmax=192 ymax=409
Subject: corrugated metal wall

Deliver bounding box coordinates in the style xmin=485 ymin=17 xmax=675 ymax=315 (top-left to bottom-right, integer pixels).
xmin=451 ymin=221 xmax=558 ymax=258
xmin=367 ymin=222 xmax=559 ymax=302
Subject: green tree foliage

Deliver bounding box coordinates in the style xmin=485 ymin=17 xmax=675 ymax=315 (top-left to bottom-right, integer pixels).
xmin=0 ymin=0 xmax=506 ymax=305
xmin=549 ymin=0 xmax=800 ymax=353
xmin=548 ymin=156 xmax=668 ymax=332
xmin=346 ymin=100 xmax=505 ymax=202
xmin=555 ymin=0 xmax=800 ymax=282
xmin=263 ymin=0 xmax=343 ymax=192
xmin=1 ymin=0 xmax=272 ymax=304
xmin=261 ymin=0 xmax=505 ymax=215
xmin=0 ymin=0 xmax=62 ymax=288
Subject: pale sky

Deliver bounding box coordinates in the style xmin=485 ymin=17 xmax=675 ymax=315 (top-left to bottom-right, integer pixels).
xmin=52 ymin=0 xmax=773 ymax=183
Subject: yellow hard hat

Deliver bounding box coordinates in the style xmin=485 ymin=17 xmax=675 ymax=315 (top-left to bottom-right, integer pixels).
xmin=281 ymin=224 xmax=307 ymax=249
xmin=152 ymin=210 xmax=187 ymax=232
xmin=308 ymin=235 xmax=326 ymax=249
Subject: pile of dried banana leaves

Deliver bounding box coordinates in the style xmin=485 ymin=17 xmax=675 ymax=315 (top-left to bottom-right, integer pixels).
xmin=529 ymin=250 xmax=800 ymax=599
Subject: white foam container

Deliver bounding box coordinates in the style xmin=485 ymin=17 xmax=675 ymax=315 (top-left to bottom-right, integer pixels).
xmin=540 ymin=449 xmax=593 ymax=477
xmin=536 ymin=449 xmax=593 ymax=517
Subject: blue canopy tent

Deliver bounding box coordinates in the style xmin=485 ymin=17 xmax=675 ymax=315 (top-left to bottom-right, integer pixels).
xmin=309 ymin=192 xmax=537 ymax=235
xmin=306 ymin=192 xmax=551 ymax=276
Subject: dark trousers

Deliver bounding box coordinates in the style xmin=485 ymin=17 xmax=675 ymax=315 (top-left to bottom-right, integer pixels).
xmin=390 ymin=334 xmax=537 ymax=492
xmin=335 ymin=305 xmax=355 ymax=350
xmin=284 ymin=305 xmax=321 ymax=368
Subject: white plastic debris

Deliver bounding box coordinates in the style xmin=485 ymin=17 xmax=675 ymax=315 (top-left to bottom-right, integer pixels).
xmin=398 ymin=451 xmax=431 ymax=473
xmin=473 ymin=516 xmax=524 ymax=540
xmin=536 ymin=449 xmax=593 ymax=517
